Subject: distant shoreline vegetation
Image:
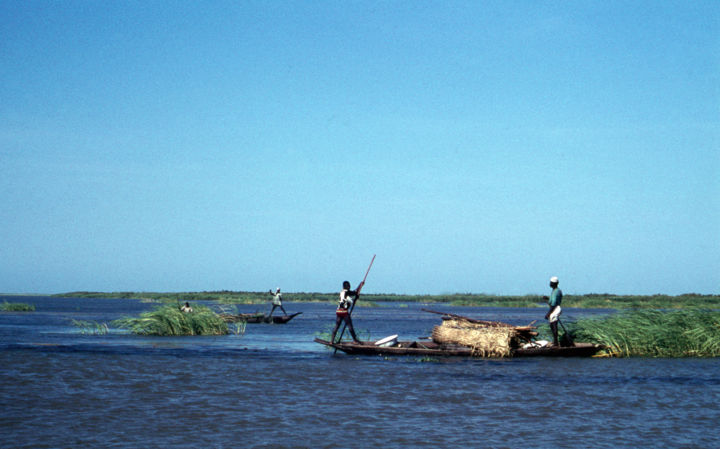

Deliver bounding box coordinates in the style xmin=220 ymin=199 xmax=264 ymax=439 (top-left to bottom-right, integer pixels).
xmin=50 ymin=291 xmax=720 ymax=309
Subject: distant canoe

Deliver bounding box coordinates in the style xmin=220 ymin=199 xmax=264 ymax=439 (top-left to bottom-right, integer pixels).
xmin=314 ymin=338 xmax=603 ymax=358
xmin=221 ymin=312 xmax=302 ymax=324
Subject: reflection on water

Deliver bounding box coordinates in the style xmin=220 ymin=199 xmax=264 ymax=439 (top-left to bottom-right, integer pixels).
xmin=1 ymin=296 xmax=719 ymax=448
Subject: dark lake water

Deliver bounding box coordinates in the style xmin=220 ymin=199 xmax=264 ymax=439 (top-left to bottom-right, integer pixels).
xmin=1 ymin=296 xmax=719 ymax=448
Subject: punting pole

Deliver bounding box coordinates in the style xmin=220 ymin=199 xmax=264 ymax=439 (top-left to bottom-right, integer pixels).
xmin=557 ymin=319 xmax=575 ymax=347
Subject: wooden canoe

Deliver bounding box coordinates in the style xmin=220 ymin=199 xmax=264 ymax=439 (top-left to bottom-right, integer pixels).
xmin=314 ymin=338 xmax=603 ymax=358
xmin=221 ymin=312 xmax=302 ymax=324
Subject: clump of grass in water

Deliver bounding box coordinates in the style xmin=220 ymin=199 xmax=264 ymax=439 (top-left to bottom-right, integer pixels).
xmin=72 ymin=320 xmax=109 ymax=335
xmin=229 ymin=321 xmax=247 ymax=336
xmin=0 ymin=301 xmax=35 ymax=312
xmin=113 ymin=304 xmax=228 ymax=336
xmin=570 ymin=310 xmax=720 ymax=357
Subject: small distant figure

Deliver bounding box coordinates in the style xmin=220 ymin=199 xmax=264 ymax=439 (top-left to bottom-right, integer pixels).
xmin=180 ymin=302 xmax=193 ymax=313
xmin=543 ymin=276 xmax=563 ymax=346
xmin=330 ymin=280 xmax=363 ymax=344
xmin=268 ymin=287 xmax=288 ymax=317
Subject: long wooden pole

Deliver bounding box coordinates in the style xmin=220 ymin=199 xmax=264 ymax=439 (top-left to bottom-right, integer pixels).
xmin=420 ymin=308 xmax=517 ymax=327
xmin=334 ymin=255 xmax=375 ymax=347
xmin=557 ymin=319 xmax=575 ymax=346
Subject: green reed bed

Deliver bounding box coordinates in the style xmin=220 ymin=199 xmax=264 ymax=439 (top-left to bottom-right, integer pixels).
xmin=562 ymin=293 xmax=720 ymax=310
xmin=53 ymin=291 xmax=720 ymax=310
xmin=446 ymin=293 xmax=720 ymax=309
xmin=0 ymin=301 xmax=35 ymax=312
xmin=113 ymin=304 xmax=228 ymax=336
xmin=569 ymin=310 xmax=720 ymax=357
xmin=448 ymin=295 xmax=543 ymax=307
xmin=55 ymin=291 xmax=258 ymax=304
xmin=72 ymin=320 xmax=109 ymax=335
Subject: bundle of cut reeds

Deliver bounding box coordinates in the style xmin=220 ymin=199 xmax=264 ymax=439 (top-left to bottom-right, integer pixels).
xmin=424 ymin=309 xmax=537 ymax=340
xmin=432 ymin=319 xmax=518 ymax=357
xmin=426 ymin=309 xmax=539 ymax=357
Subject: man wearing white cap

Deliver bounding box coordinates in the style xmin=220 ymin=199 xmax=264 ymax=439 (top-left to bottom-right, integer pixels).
xmin=544 ymin=276 xmax=563 ymax=346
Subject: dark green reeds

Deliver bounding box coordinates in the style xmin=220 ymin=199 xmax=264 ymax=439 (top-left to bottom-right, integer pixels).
xmin=72 ymin=320 xmax=109 ymax=335
xmin=54 ymin=291 xmax=720 ymax=309
xmin=113 ymin=304 xmax=228 ymax=336
xmin=569 ymin=310 xmax=720 ymax=357
xmin=0 ymin=301 xmax=35 ymax=312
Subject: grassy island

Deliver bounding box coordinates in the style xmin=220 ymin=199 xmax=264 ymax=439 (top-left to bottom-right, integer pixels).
xmin=0 ymin=301 xmax=35 ymax=312
xmin=113 ymin=304 xmax=228 ymax=336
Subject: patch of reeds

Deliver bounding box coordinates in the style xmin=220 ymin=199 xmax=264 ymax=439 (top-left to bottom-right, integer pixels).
xmin=560 ymin=293 xmax=720 ymax=310
xmin=448 ymin=295 xmax=543 ymax=308
xmin=229 ymin=321 xmax=247 ymax=336
xmin=112 ymin=304 xmax=228 ymax=336
xmin=0 ymin=301 xmax=35 ymax=312
xmin=432 ymin=319 xmax=517 ymax=357
xmin=207 ymin=305 xmax=247 ymax=335
xmin=569 ymin=310 xmax=720 ymax=357
xmin=52 ymin=291 xmax=720 ymax=310
xmin=72 ymin=320 xmax=109 ymax=335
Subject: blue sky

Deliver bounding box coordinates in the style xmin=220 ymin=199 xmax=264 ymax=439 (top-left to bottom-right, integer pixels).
xmin=1 ymin=1 xmax=718 ymax=295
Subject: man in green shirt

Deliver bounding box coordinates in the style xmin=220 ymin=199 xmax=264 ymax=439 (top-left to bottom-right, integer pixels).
xmin=544 ymin=276 xmax=563 ymax=346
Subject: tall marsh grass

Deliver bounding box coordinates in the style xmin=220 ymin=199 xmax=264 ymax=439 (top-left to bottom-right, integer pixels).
xmin=72 ymin=320 xmax=109 ymax=335
xmin=570 ymin=310 xmax=720 ymax=357
xmin=0 ymin=301 xmax=35 ymax=312
xmin=55 ymin=291 xmax=720 ymax=309
xmin=113 ymin=304 xmax=228 ymax=336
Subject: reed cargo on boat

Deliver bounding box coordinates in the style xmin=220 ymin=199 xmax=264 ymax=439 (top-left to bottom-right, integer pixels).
xmin=432 ymin=319 xmax=518 ymax=357
xmin=425 ymin=308 xmax=540 ymax=356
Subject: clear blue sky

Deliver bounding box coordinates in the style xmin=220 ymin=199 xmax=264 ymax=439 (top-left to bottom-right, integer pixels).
xmin=1 ymin=1 xmax=718 ymax=295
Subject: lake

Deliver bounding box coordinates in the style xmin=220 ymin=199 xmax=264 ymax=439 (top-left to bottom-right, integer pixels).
xmin=1 ymin=296 xmax=719 ymax=448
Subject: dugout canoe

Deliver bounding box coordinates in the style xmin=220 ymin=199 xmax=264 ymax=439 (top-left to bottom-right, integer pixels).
xmin=221 ymin=312 xmax=302 ymax=324
xmin=313 ymin=338 xmax=603 ymax=358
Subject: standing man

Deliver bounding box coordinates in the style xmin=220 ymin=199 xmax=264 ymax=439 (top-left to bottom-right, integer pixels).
xmin=544 ymin=276 xmax=563 ymax=346
xmin=268 ymin=287 xmax=287 ymax=317
xmin=330 ymin=280 xmax=363 ymax=344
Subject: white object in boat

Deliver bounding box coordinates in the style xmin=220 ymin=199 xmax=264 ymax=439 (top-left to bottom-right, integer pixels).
xmin=375 ymin=334 xmax=399 ymax=347
xmin=522 ymin=340 xmax=550 ymax=349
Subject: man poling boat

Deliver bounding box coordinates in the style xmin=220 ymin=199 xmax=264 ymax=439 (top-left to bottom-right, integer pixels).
xmin=330 ymin=280 xmax=362 ymax=344
xmin=267 ymin=287 xmax=288 ymax=317
xmin=330 ymin=255 xmax=375 ymax=346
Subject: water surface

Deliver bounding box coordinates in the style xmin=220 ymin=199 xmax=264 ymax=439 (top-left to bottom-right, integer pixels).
xmin=1 ymin=296 xmax=718 ymax=448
